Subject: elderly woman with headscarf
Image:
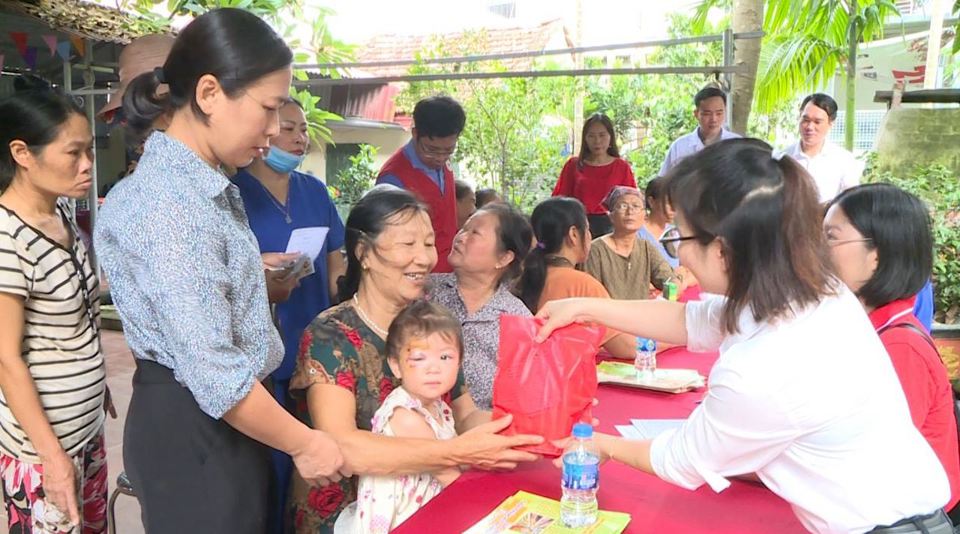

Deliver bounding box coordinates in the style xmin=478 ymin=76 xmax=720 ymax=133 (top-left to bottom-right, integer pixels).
xmin=585 ymin=186 xmax=681 ymax=300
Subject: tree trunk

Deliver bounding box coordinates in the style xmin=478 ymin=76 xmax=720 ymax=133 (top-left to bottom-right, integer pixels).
xmin=845 ymin=0 xmax=858 ymax=151
xmin=730 ymin=0 xmax=764 ymax=135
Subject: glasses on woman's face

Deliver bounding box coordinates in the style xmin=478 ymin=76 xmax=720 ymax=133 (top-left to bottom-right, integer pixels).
xmin=659 ymin=226 xmax=701 ymax=259
xmin=611 ymin=202 xmax=645 ymax=214
xmin=825 ymin=235 xmax=873 ymax=247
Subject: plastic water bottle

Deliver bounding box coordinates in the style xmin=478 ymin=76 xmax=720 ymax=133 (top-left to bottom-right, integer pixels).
xmin=560 ymin=423 xmax=600 ymax=527
xmin=635 ymin=337 xmax=657 ymax=381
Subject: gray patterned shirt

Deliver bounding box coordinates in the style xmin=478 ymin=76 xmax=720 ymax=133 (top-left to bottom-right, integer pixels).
xmin=428 ymin=273 xmax=531 ymax=410
xmin=95 ymin=132 xmax=283 ymax=418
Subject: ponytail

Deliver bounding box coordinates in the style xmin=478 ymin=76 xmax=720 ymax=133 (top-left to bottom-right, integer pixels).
xmin=122 ymin=8 xmax=292 ymax=140
xmin=667 ymin=138 xmax=833 ymax=334
xmin=123 ymin=68 xmax=169 ymax=140
xmin=515 ymin=197 xmax=588 ymax=312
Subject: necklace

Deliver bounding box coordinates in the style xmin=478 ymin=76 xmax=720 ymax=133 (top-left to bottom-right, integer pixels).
xmin=352 ymin=294 xmax=389 ymax=337
xmin=254 ymin=177 xmax=292 ymax=224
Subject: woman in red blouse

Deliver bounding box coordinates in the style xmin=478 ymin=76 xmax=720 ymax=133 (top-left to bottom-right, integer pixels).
xmin=553 ymin=113 xmax=637 ymax=237
xmin=825 ymin=183 xmax=960 ymax=517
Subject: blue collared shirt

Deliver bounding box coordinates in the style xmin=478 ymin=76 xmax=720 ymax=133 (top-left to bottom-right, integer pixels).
xmin=376 ymin=140 xmax=445 ymax=193
xmin=95 ymin=132 xmax=284 ymax=419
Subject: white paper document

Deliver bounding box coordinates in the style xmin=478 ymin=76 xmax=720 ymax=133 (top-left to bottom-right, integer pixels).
xmin=629 ymin=419 xmax=685 ymax=440
xmin=615 ymin=425 xmax=645 ymax=440
xmin=285 ymin=226 xmax=329 ymax=262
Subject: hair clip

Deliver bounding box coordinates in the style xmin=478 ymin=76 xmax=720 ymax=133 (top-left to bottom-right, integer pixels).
xmin=153 ymin=67 xmax=167 ymax=85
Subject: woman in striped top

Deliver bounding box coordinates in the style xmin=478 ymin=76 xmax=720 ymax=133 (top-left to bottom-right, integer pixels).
xmin=0 ymin=76 xmax=108 ymax=534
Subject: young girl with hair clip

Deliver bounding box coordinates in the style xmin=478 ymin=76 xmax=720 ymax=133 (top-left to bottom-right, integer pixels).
xmin=335 ymin=300 xmax=463 ymax=533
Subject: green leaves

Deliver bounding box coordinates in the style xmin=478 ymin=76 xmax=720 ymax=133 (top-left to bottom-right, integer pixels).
xmin=333 ymin=144 xmax=378 ymax=212
xmin=290 ymin=87 xmax=341 ymax=146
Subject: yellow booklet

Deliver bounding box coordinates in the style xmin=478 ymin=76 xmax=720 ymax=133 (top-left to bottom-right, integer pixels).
xmin=463 ymin=491 xmax=630 ymax=534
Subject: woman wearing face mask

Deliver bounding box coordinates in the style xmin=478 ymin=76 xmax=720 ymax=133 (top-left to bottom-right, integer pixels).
xmin=231 ymin=98 xmax=346 ymax=534
xmin=95 ymin=9 xmax=345 ymax=532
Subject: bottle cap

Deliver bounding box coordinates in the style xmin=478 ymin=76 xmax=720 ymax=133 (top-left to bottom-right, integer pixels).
xmin=572 ymin=423 xmax=593 ymax=438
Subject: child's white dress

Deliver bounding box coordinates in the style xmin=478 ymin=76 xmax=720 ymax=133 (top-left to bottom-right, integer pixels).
xmin=335 ymin=386 xmax=458 ymax=533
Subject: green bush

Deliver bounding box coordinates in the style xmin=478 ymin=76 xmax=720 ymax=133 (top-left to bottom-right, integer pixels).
xmin=863 ymin=153 xmax=960 ymax=324
xmin=333 ymin=144 xmax=378 ymax=217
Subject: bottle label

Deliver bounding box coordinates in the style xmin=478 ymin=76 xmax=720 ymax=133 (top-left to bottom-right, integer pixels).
xmin=562 ymin=455 xmax=599 ymax=490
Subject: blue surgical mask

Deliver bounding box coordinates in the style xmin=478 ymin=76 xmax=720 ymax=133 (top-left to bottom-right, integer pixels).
xmin=263 ymin=146 xmax=305 ymax=174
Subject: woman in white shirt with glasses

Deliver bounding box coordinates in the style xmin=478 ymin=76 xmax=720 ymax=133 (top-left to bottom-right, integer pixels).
xmin=537 ymin=138 xmax=950 ymax=534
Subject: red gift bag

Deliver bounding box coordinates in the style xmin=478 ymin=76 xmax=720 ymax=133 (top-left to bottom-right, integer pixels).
xmin=491 ymin=315 xmax=605 ymax=457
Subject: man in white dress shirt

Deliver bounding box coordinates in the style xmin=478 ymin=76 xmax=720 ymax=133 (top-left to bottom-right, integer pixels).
xmin=659 ymin=86 xmax=742 ymax=176
xmin=784 ymin=93 xmax=864 ymax=204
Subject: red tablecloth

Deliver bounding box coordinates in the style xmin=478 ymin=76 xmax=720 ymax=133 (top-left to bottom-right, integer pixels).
xmin=394 ymin=347 xmax=808 ymax=533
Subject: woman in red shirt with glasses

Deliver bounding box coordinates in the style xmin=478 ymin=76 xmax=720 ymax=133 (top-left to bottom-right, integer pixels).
xmin=824 ymin=183 xmax=960 ymax=519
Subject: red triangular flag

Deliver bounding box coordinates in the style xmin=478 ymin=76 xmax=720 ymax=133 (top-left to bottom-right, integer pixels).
xmin=42 ymin=35 xmax=57 ymax=57
xmin=23 ymin=47 xmax=38 ymax=70
xmin=10 ymin=32 xmax=28 ymax=56
xmin=69 ymin=35 xmax=85 ymax=57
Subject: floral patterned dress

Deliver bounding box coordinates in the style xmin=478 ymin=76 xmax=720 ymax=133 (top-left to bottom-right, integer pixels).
xmin=287 ymin=301 xmax=467 ymax=533
xmin=335 ymin=387 xmax=457 ymax=533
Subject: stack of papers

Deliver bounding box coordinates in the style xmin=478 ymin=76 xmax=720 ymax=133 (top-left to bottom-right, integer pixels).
xmin=464 ymin=491 xmax=630 ymax=534
xmin=614 ymin=419 xmax=685 ymax=440
xmin=597 ymin=361 xmax=705 ymax=393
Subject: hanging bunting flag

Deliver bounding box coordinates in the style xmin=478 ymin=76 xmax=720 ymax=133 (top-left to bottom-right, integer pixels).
xmin=23 ymin=47 xmax=38 ymax=70
xmin=42 ymin=35 xmax=58 ymax=57
xmin=56 ymin=41 xmax=72 ymax=61
xmin=69 ymin=35 xmax=85 ymax=57
xmin=10 ymin=32 xmax=28 ymax=56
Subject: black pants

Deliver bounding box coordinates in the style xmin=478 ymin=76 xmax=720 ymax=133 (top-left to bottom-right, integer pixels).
xmin=587 ymin=213 xmax=613 ymax=238
xmin=124 ymin=359 xmax=269 ymax=533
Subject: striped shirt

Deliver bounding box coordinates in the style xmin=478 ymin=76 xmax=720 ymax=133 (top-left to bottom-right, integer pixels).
xmin=0 ymin=204 xmax=105 ymax=463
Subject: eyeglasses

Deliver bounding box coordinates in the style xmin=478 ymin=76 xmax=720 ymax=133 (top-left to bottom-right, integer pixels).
xmin=417 ymin=138 xmax=457 ymax=158
xmin=659 ymin=226 xmax=702 ymax=259
xmin=611 ymin=203 xmax=645 ymax=214
xmin=825 ymin=236 xmax=873 ymax=247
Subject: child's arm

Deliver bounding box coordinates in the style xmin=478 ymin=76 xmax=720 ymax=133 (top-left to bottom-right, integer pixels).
xmin=389 ymin=407 xmax=462 ymax=487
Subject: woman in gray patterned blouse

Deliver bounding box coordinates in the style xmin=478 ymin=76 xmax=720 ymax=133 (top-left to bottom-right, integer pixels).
xmin=429 ymin=202 xmax=534 ymax=409
xmin=95 ymin=9 xmax=344 ymax=533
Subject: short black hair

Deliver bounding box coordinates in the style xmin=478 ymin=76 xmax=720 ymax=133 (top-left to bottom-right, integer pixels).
xmin=454 ymin=179 xmax=473 ymax=201
xmin=413 ymin=95 xmax=466 ymax=138
xmin=0 ymin=75 xmax=84 ymax=191
xmin=800 ymin=93 xmax=838 ymax=122
xmin=475 ymin=188 xmax=501 ymax=208
xmin=644 ymin=176 xmax=668 ymax=213
xmin=828 ymin=183 xmax=932 ymax=308
xmin=667 ymin=138 xmax=834 ymax=334
xmin=694 ymin=86 xmax=727 ymax=109
xmin=123 ymin=8 xmax=292 ymax=139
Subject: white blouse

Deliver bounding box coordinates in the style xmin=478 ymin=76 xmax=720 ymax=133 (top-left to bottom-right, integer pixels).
xmin=650 ymin=287 xmax=948 ymax=534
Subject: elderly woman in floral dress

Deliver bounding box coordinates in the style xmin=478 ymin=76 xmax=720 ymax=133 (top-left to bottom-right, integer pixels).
xmin=287 ymin=187 xmax=542 ymax=532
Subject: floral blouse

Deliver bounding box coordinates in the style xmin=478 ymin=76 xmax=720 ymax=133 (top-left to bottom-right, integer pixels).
xmin=287 ymin=300 xmax=468 ymax=533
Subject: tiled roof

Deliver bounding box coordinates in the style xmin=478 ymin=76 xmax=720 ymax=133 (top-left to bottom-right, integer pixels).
xmin=0 ymin=0 xmax=147 ymax=44
xmin=354 ymin=19 xmax=572 ymax=78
